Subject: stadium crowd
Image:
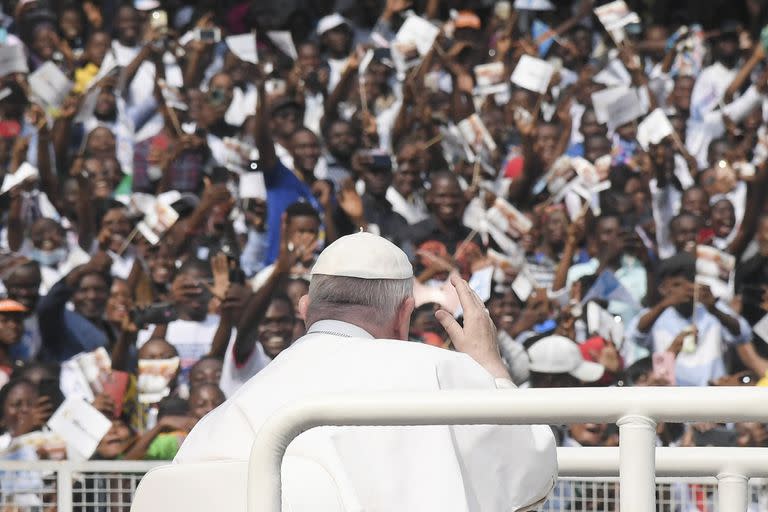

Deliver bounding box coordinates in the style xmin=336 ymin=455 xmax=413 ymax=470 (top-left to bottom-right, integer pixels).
xmin=2 ymin=0 xmax=768 ymax=506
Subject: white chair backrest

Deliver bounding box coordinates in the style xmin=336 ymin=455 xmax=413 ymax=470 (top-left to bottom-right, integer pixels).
xmin=132 ymin=457 xmax=347 ymax=512
xmin=131 ymin=461 xmax=247 ymax=512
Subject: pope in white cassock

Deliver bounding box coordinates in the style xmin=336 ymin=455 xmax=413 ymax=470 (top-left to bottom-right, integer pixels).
xmin=174 ymin=232 xmax=557 ymax=511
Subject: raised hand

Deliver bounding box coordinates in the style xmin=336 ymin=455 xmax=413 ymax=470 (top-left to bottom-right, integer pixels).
xmin=338 ymin=179 xmax=366 ymax=226
xmin=159 ymin=415 xmax=198 ymax=432
xmin=209 ymin=252 xmax=231 ymax=301
xmin=311 ymin=180 xmax=334 ymax=211
xmin=92 ymin=393 xmax=117 ymax=418
xmin=435 ymin=273 xmax=509 ymax=380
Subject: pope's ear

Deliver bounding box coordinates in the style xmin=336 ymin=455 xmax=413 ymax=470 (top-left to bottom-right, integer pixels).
xmin=298 ymin=295 xmax=310 ymax=320
xmin=395 ymin=296 xmax=415 ymax=341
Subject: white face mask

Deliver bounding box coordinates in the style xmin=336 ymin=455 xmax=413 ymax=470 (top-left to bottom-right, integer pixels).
xmin=137 ymin=357 xmax=180 ymax=403
xmin=30 ymin=247 xmax=68 ymax=267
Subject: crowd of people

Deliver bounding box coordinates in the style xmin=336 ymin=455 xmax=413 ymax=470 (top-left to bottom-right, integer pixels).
xmin=1 ymin=0 xmax=768 ymax=507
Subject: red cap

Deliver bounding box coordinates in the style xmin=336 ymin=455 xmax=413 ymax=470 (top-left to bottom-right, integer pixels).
xmin=0 ymin=299 xmax=27 ymax=313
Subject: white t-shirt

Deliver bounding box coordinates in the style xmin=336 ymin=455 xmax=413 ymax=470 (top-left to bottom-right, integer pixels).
xmin=327 ymin=57 xmax=349 ymax=93
xmin=219 ymin=331 xmax=271 ymax=397
xmin=225 ymin=86 xmax=257 ymax=127
xmin=36 ymin=244 xmax=90 ymax=294
xmin=137 ymin=314 xmax=230 ymax=376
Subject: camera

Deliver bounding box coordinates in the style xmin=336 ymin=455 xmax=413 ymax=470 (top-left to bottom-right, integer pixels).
xmin=194 ymin=27 xmax=221 ymax=43
xmin=131 ymin=302 xmax=178 ymax=327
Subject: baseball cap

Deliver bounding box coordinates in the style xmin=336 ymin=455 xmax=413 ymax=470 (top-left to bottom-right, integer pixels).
xmin=657 ymin=253 xmax=696 ymax=284
xmin=719 ymin=20 xmax=741 ymax=36
xmin=311 ymin=232 xmax=413 ymax=280
xmin=527 ymin=335 xmax=605 ymax=382
xmin=0 ymin=299 xmax=28 ymax=313
xmin=454 ymin=11 xmax=481 ymax=30
xmin=316 ymin=14 xmax=351 ymax=36
xmin=269 ymin=96 xmax=303 ymax=116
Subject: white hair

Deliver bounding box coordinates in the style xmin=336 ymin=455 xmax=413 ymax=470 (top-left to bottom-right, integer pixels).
xmin=307 ymin=275 xmax=413 ymax=321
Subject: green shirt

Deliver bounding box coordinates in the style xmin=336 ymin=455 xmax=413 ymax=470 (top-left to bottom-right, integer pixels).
xmin=145 ymin=433 xmax=183 ymax=460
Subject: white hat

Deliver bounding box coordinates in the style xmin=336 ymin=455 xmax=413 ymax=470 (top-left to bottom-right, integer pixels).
xmin=134 ymin=0 xmax=161 ymax=10
xmin=527 ymin=335 xmax=604 ymax=382
xmin=311 ymin=232 xmax=413 ymax=280
xmin=316 ymin=14 xmax=351 ymax=36
xmin=513 ymin=0 xmax=555 ymax=10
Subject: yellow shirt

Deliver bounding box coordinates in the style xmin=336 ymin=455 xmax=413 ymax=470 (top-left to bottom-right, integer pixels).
xmin=73 ymin=63 xmax=99 ymax=94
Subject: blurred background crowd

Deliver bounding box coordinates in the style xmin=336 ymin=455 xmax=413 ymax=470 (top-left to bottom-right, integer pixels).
xmin=1 ymin=0 xmax=768 ymax=507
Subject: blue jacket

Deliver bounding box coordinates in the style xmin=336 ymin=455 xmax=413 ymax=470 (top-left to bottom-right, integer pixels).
xmin=37 ymin=279 xmax=109 ymax=361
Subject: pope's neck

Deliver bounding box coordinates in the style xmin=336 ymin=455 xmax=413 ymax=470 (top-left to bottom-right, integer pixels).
xmin=307 ymin=317 xmax=402 ymax=340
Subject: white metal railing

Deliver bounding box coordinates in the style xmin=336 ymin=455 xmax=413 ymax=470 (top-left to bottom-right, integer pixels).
xmin=0 ymin=460 xmax=163 ymax=510
xmin=558 ymin=447 xmax=768 ymax=511
xmin=246 ymin=387 xmax=768 ymax=512
xmin=3 ymin=447 xmax=768 ymax=510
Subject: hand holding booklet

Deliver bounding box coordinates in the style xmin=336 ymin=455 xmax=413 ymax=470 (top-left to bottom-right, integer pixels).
xmin=47 ymin=397 xmax=112 ymax=460
xmin=511 ymin=55 xmax=554 ymax=94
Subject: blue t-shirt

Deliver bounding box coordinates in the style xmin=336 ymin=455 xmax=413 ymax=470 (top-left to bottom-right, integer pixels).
xmin=566 ymin=142 xmax=584 ymax=158
xmin=264 ymin=162 xmax=320 ymax=264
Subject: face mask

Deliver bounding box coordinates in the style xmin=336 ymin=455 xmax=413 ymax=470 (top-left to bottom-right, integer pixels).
xmin=137 ymin=357 xmax=180 ymax=403
xmin=30 ymin=247 xmax=67 ymax=267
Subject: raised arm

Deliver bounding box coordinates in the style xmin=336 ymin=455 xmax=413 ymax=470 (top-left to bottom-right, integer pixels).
xmin=111 ymin=317 xmax=138 ymax=372
xmin=323 ymin=49 xmax=361 ymax=122
xmin=552 ymin=214 xmax=584 ymax=292
xmin=182 ymin=15 xmax=216 ymax=88
xmin=6 ymin=187 xmax=23 ymax=252
xmin=71 ymin=157 xmax=96 ymax=251
xmin=233 ymin=219 xmax=297 ymax=364
xmin=51 ymin=94 xmax=80 ymax=176
xmin=724 ymin=44 xmax=765 ymax=104
xmin=726 ymin=162 xmax=768 ymax=257
xmin=29 ymin=105 xmax=57 ymax=204
xmin=436 ymin=43 xmax=475 ymax=122
xmin=118 ymin=27 xmax=162 ymax=99
xmin=208 ymin=283 xmax=252 ymax=359
xmin=253 ymin=79 xmax=278 ymax=171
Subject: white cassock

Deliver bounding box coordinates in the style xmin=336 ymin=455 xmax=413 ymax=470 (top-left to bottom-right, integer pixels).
xmin=175 ymin=320 xmax=557 ymax=511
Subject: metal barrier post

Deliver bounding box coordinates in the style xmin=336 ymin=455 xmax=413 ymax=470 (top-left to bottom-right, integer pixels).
xmin=717 ymin=473 xmax=748 ymax=512
xmin=56 ymin=464 xmax=72 ymax=512
xmin=618 ymin=415 xmax=657 ymax=512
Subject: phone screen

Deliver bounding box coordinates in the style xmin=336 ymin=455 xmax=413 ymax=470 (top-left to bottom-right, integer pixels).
xmin=150 ymin=10 xmax=168 ymax=30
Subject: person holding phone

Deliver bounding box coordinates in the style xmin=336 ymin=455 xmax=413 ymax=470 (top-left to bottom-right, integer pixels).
xmin=625 ymin=253 xmax=766 ymax=386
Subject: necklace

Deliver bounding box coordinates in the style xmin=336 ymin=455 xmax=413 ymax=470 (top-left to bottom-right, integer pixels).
xmin=308 ymin=330 xmax=353 ymax=338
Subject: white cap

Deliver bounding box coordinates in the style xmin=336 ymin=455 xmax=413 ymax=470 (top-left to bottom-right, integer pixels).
xmin=134 ymin=0 xmax=161 ymax=10
xmin=527 ymin=335 xmax=605 ymax=382
xmin=316 ymin=14 xmax=350 ymax=36
xmin=513 ymin=0 xmax=555 ymax=10
xmin=311 ymin=232 xmax=413 ymax=280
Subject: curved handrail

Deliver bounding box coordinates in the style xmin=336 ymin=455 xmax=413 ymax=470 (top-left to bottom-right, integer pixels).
xmin=246 ymin=387 xmax=768 ymax=512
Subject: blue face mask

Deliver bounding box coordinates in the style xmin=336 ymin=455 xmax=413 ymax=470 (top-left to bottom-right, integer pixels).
xmin=30 ymin=247 xmax=67 ymax=267
xmin=533 ymin=318 xmax=557 ymax=334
